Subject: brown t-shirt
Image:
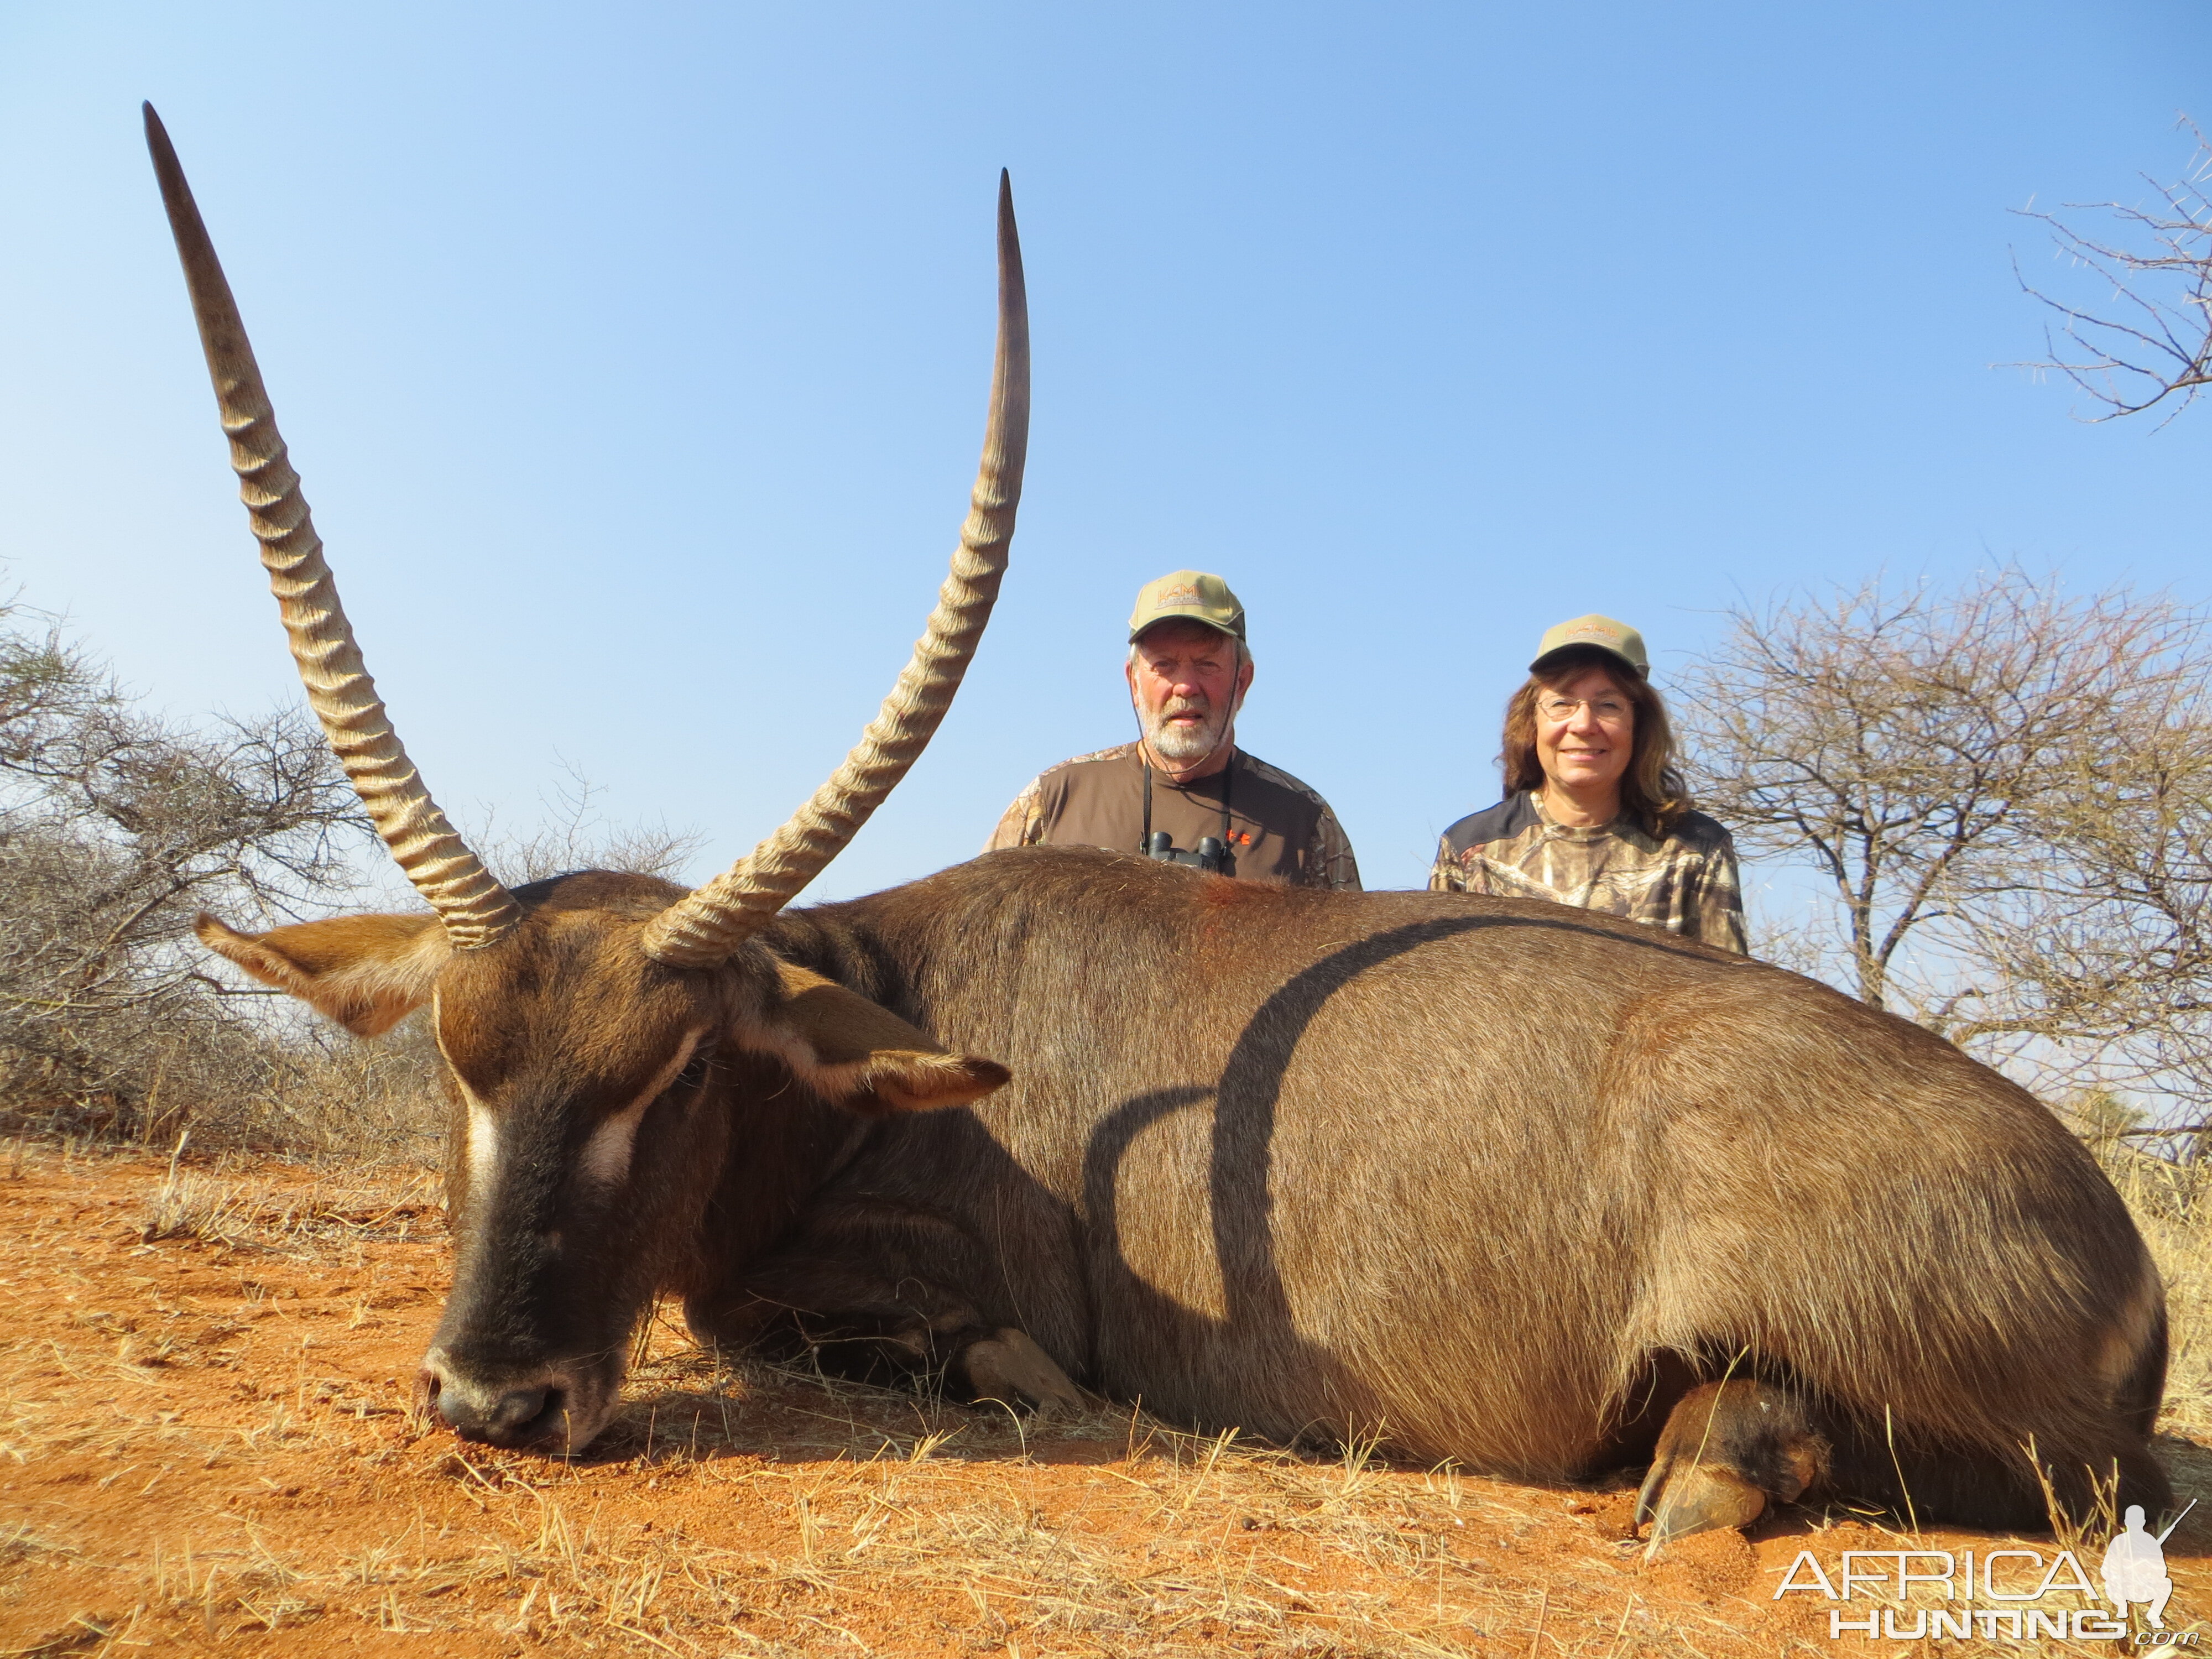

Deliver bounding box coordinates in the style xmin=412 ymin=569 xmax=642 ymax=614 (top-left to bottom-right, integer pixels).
xmin=985 ymin=743 xmax=1361 ymax=890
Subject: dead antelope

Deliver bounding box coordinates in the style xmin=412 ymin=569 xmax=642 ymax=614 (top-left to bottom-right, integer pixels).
xmin=150 ymin=106 xmax=2170 ymax=1546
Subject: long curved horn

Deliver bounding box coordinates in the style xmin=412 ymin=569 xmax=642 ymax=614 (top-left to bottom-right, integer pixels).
xmin=641 ymin=174 xmax=1029 ymax=969
xmin=144 ymin=105 xmax=520 ymax=950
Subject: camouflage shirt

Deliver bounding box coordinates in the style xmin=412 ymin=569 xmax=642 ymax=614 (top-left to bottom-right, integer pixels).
xmin=987 ymin=743 xmax=1362 ymax=891
xmin=1428 ymin=791 xmax=1746 ymax=953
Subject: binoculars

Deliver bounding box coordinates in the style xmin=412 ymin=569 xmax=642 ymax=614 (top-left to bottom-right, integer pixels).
xmin=1146 ymin=830 xmax=1234 ymax=875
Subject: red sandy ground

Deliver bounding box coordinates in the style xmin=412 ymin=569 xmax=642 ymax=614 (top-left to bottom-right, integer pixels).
xmin=3 ymin=1142 xmax=2208 ymax=1657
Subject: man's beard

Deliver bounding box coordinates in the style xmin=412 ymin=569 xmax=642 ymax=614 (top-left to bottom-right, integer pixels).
xmin=1144 ymin=696 xmax=1230 ymax=764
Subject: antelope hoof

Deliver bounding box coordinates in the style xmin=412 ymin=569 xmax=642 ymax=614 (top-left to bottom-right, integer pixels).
xmin=960 ymin=1328 xmax=1083 ymax=1417
xmin=1635 ymin=1379 xmax=1829 ymax=1557
xmin=1637 ymin=1460 xmax=1767 ymax=1554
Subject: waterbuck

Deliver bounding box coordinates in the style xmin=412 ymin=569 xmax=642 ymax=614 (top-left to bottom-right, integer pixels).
xmin=148 ymin=106 xmax=2171 ymax=1546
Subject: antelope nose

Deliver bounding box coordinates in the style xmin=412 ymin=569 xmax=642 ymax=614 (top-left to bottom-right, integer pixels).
xmin=439 ymin=1381 xmax=554 ymax=1444
xmin=476 ymin=1386 xmax=550 ymax=1437
xmin=419 ymin=1359 xmax=558 ymax=1446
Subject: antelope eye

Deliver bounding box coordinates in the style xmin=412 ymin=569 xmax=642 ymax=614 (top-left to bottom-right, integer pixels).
xmin=673 ymin=1045 xmax=716 ymax=1091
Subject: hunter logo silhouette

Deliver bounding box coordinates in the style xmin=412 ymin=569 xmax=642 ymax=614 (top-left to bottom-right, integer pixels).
xmin=2101 ymin=1501 xmax=2190 ymax=1629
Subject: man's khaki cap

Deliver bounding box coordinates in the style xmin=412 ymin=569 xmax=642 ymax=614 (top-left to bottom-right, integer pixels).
xmin=1531 ymin=613 xmax=1648 ymax=676
xmin=1128 ymin=570 xmax=1246 ymax=643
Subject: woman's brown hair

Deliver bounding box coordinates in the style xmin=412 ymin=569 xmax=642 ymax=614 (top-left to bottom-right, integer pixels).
xmin=1500 ymin=646 xmax=1691 ymax=836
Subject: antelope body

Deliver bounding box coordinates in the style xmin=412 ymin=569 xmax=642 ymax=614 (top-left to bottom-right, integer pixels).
xmin=145 ymin=107 xmax=2170 ymax=1542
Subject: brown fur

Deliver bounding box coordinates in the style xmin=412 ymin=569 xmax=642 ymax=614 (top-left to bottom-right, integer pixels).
xmin=1198 ymin=878 xmax=1290 ymax=910
xmin=204 ymin=849 xmax=2172 ymax=1529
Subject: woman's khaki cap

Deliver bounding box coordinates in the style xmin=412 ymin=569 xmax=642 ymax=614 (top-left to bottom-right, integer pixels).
xmin=1128 ymin=570 xmax=1246 ymax=642
xmin=1531 ymin=614 xmax=1648 ymax=676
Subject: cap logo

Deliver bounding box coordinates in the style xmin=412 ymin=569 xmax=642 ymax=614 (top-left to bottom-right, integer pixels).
xmin=1154 ymin=585 xmax=1202 ymax=608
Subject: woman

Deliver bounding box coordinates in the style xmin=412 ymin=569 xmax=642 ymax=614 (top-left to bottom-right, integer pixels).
xmin=1430 ymin=613 xmax=1746 ymax=952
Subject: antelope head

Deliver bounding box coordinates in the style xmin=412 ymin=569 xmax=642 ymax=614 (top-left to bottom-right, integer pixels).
xmin=145 ymin=106 xmax=1028 ymax=1452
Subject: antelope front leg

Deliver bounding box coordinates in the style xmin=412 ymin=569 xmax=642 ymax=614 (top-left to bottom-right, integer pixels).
xmin=798 ymin=1305 xmax=1082 ymax=1418
xmin=952 ymin=1327 xmax=1083 ymax=1416
xmin=687 ymin=1251 xmax=1083 ymax=1416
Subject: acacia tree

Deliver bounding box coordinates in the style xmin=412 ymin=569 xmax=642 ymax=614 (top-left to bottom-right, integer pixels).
xmin=2017 ymin=123 xmax=2212 ymax=422
xmin=1675 ymin=570 xmax=2208 ymax=1041
xmin=0 ymin=598 xmax=712 ymax=1148
xmin=0 ymin=602 xmax=371 ymax=1134
xmin=1948 ymin=682 xmax=2212 ymax=1119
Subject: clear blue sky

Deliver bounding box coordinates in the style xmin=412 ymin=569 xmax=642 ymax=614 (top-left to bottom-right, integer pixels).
xmin=1 ymin=3 xmax=2206 ymax=902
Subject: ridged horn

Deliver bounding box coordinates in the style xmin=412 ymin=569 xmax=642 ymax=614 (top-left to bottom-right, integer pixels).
xmin=641 ymin=173 xmax=1030 ymax=968
xmin=144 ymin=104 xmax=520 ymax=950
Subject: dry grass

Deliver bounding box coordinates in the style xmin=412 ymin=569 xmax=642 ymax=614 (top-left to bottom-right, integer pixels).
xmin=1 ymin=1005 xmax=445 ymax=1165
xmin=0 ymin=1145 xmax=1803 ymax=1656
xmin=2097 ymin=1139 xmax=2212 ymax=1439
xmin=7 ymin=1139 xmax=2212 ymax=1657
xmin=137 ymin=1134 xmax=440 ymax=1253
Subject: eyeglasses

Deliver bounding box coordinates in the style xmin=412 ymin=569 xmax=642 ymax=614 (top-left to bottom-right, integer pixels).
xmin=1538 ymin=696 xmax=1631 ymax=724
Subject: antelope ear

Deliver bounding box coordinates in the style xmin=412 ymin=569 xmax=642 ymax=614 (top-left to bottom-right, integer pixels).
xmin=743 ymin=962 xmax=1011 ymax=1117
xmin=196 ymin=912 xmax=449 ymax=1037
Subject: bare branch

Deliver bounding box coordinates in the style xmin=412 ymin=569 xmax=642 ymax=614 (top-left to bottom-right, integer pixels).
xmin=1678 ymin=567 xmax=2212 ymax=1126
xmin=2012 ymin=121 xmax=2212 ymax=422
xmin=0 ymin=593 xmax=379 ymax=1134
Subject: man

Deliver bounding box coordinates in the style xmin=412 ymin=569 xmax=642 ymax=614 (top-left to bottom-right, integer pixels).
xmin=986 ymin=570 xmax=1360 ymax=889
